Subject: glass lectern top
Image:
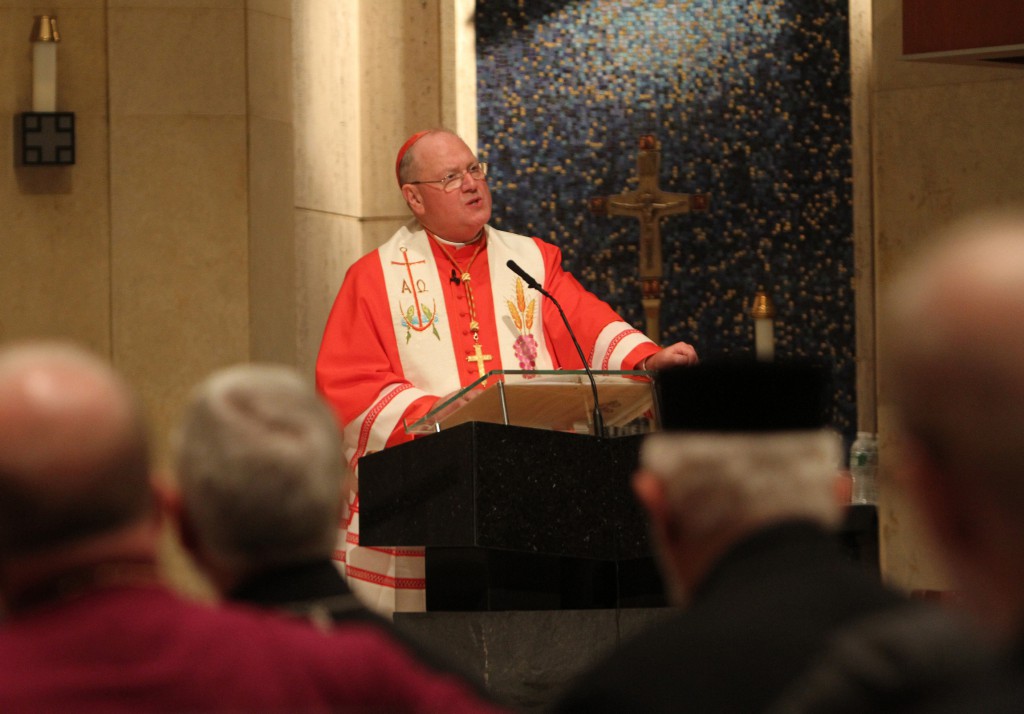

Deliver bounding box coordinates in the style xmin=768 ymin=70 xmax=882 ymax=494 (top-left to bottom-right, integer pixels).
xmin=404 ymin=369 xmax=656 ymax=436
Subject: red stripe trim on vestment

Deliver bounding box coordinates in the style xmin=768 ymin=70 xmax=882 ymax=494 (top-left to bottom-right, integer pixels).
xmin=346 ymin=565 xmax=427 ymax=590
xmin=345 ymin=526 xmax=424 ymax=559
xmin=602 ymin=328 xmax=644 ymax=370
xmin=345 ymin=527 xmax=424 ymax=558
xmin=342 ymin=495 xmax=359 ymax=531
xmin=352 ymin=383 xmax=414 ymax=470
xmin=363 ymin=546 xmax=425 ymax=558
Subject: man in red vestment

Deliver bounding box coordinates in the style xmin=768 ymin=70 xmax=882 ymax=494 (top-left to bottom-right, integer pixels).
xmin=316 ymin=129 xmax=699 ymax=615
xmin=0 ymin=342 xmax=503 ymax=713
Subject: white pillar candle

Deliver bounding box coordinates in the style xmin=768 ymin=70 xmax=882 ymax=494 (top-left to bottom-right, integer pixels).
xmin=32 ymin=16 xmax=58 ymax=113
xmin=754 ymin=317 xmax=774 ymax=361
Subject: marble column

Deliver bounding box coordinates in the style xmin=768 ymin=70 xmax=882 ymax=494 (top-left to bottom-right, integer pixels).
xmin=293 ymin=0 xmax=477 ymax=376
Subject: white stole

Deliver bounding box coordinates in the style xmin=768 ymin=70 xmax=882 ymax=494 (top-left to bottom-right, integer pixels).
xmin=375 ymin=222 xmax=555 ymax=401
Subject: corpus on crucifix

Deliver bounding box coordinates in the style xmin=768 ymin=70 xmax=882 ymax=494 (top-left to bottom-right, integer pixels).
xmin=590 ymin=135 xmax=709 ymax=343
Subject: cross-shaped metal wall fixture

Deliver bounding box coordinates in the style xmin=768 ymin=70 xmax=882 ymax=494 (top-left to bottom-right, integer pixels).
xmin=20 ymin=112 xmax=75 ymax=166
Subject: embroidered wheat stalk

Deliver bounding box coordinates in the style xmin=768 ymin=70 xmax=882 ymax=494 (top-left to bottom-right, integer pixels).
xmin=508 ymin=300 xmax=523 ymax=332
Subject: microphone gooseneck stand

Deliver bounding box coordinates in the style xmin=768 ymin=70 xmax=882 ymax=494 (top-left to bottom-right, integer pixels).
xmin=506 ymin=259 xmax=605 ymax=438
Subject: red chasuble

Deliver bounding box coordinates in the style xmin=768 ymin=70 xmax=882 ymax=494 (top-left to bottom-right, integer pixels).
xmin=316 ymin=220 xmax=658 ymax=615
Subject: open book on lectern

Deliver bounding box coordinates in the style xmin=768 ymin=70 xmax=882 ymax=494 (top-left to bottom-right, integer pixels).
xmin=403 ymin=369 xmax=658 ymax=436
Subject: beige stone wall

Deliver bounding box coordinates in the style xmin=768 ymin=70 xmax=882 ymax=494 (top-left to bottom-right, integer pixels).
xmin=1 ymin=0 xmax=295 ymax=461
xmin=0 ymin=0 xmax=296 ymax=596
xmin=249 ymin=1 xmax=298 ymax=368
xmin=863 ymin=0 xmax=1024 ymax=592
xmin=1 ymin=3 xmax=112 ymax=356
xmin=107 ymin=1 xmax=251 ymax=460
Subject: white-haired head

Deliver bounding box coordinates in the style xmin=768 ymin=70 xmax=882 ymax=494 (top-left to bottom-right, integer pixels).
xmin=173 ymin=364 xmax=344 ymax=575
xmin=641 ymin=429 xmax=844 ymax=539
xmin=638 ymin=360 xmax=844 ymax=604
xmin=638 ymin=429 xmax=843 ymax=605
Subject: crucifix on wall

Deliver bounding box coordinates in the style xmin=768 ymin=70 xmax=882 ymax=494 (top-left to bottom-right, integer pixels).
xmin=590 ymin=135 xmax=709 ymax=343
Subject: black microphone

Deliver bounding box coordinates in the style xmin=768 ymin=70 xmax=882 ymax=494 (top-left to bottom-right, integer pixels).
xmin=507 ymin=259 xmax=605 ymax=438
xmin=507 ymin=259 xmax=542 ymax=291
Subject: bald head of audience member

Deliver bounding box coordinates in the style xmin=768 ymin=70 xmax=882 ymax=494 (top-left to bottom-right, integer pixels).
xmin=172 ymin=364 xmax=345 ymax=593
xmin=634 ymin=361 xmax=843 ymax=606
xmin=883 ymin=210 xmax=1024 ymax=640
xmin=0 ymin=342 xmax=153 ymax=603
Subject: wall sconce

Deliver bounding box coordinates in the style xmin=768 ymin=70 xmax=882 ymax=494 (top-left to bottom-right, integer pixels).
xmin=19 ymin=15 xmax=75 ymax=166
xmin=749 ymin=290 xmax=776 ymax=361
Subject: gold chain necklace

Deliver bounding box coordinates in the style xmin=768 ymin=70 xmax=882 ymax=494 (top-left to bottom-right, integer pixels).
xmin=430 ymin=231 xmax=493 ymax=377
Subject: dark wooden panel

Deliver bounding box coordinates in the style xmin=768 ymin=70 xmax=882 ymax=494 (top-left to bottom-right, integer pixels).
xmin=904 ymin=0 xmax=1024 ymax=55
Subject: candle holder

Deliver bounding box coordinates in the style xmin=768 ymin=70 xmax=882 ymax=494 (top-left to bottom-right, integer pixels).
xmin=17 ymin=15 xmax=74 ymax=166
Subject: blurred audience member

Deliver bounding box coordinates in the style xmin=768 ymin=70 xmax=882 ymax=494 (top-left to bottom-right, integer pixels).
xmin=881 ymin=211 xmax=1024 ymax=710
xmin=0 ymin=342 xmax=501 ymax=713
xmin=170 ymin=363 xmax=488 ymax=694
xmin=555 ymin=361 xmax=917 ymax=713
xmin=171 ymin=364 xmax=370 ymax=625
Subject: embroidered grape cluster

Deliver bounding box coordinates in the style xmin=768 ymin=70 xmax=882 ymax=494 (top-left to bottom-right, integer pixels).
xmin=514 ymin=334 xmax=538 ymax=370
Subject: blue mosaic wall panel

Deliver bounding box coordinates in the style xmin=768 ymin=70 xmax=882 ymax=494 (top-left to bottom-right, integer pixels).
xmin=477 ymin=0 xmax=856 ymax=437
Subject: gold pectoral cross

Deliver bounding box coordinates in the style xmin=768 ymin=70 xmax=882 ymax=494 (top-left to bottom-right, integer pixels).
xmin=467 ymin=343 xmax=493 ymax=377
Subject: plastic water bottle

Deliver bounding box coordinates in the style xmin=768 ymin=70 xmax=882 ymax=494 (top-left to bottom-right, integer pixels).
xmin=850 ymin=432 xmax=879 ymax=505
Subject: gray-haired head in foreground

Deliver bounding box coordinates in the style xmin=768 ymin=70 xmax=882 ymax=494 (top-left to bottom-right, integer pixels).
xmin=174 ymin=364 xmax=344 ymax=571
xmin=645 ymin=360 xmax=842 ymax=539
xmin=641 ymin=429 xmax=844 ymax=540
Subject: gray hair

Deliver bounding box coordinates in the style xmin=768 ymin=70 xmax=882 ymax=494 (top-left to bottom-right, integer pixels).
xmin=174 ymin=364 xmax=344 ymax=570
xmin=640 ymin=430 xmax=844 ymax=540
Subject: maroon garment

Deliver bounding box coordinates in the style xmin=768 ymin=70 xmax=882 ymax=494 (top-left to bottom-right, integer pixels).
xmin=0 ymin=584 xmax=501 ymax=713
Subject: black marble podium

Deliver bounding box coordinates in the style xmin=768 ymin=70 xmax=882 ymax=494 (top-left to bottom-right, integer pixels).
xmin=359 ymin=421 xmax=664 ymax=610
xmin=359 ymin=422 xmax=668 ymax=709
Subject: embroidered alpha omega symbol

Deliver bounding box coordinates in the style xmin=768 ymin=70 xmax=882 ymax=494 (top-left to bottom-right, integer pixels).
xmin=392 ymin=247 xmax=440 ymax=342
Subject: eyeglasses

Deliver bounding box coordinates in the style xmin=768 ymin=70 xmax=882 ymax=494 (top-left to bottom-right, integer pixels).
xmin=406 ymin=162 xmax=488 ymax=192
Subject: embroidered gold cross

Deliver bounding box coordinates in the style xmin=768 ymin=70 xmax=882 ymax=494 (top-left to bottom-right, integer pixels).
xmin=466 ymin=343 xmax=493 ymax=377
